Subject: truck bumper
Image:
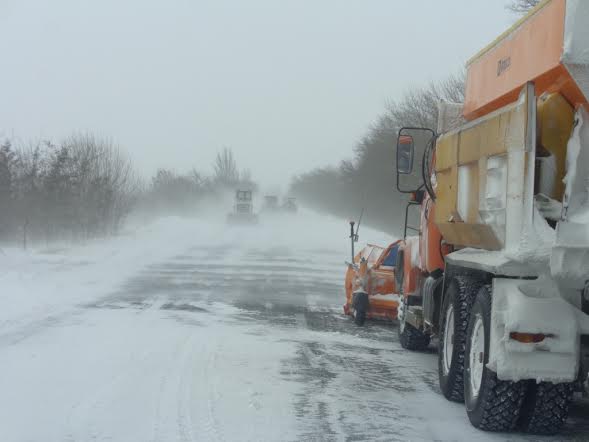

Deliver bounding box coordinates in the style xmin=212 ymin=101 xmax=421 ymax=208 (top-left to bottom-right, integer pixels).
xmin=489 ymin=277 xmax=587 ymax=383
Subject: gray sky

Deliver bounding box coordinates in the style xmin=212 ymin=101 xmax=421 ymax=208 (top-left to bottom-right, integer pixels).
xmin=0 ymin=0 xmax=513 ymax=189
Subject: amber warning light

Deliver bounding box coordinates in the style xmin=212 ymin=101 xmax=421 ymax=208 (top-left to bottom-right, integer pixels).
xmin=509 ymin=332 xmax=555 ymax=344
xmin=399 ymin=135 xmax=413 ymax=145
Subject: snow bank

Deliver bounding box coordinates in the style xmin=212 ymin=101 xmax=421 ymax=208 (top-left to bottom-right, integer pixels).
xmin=0 ymin=216 xmax=217 ymax=333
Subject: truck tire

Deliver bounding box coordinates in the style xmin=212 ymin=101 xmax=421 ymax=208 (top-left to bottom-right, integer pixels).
xmin=464 ymin=285 xmax=526 ymax=432
xmin=354 ymin=309 xmax=366 ymax=326
xmin=399 ymin=323 xmax=430 ymax=350
xmin=438 ymin=276 xmax=484 ymax=403
xmin=519 ymin=381 xmax=574 ymax=435
xmin=352 ymin=292 xmax=369 ymax=327
xmin=398 ymin=294 xmax=430 ymax=350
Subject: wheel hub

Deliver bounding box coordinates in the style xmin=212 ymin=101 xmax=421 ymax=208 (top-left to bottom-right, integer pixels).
xmin=469 ymin=314 xmax=485 ymax=398
xmin=443 ymin=305 xmax=455 ymax=375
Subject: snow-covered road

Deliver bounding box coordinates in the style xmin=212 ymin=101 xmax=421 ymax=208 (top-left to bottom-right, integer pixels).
xmin=1 ymin=212 xmax=588 ymax=441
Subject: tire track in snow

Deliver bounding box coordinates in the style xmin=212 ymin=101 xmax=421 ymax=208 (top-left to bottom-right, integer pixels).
xmin=175 ymin=332 xmax=224 ymax=442
xmin=293 ymin=292 xmax=343 ymax=440
xmin=176 ymin=335 xmax=196 ymax=442
xmin=64 ymin=337 xmax=156 ymax=441
xmin=205 ymin=350 xmax=225 ymax=442
xmin=152 ymin=332 xmax=191 ymax=442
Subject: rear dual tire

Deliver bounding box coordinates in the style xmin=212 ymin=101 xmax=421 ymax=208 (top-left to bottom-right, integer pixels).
xmin=438 ymin=276 xmax=484 ymax=402
xmin=398 ymin=296 xmax=430 ymax=350
xmin=464 ymin=285 xmax=526 ymax=432
xmin=399 ymin=322 xmax=430 ymax=350
xmin=463 ymin=285 xmax=574 ymax=434
xmin=519 ymin=380 xmax=575 ymax=435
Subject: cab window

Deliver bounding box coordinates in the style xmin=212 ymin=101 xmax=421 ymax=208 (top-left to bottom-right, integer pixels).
xmin=382 ymin=245 xmax=399 ymax=267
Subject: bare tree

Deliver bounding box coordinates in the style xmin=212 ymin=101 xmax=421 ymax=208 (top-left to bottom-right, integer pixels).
xmin=386 ymin=71 xmax=465 ymax=130
xmin=239 ymin=168 xmax=258 ymax=191
xmin=136 ymin=147 xmax=259 ymax=219
xmin=0 ymin=133 xmax=138 ymax=244
xmin=0 ymin=141 xmax=17 ymax=233
xmin=63 ymin=133 xmax=138 ymax=237
xmin=213 ymin=147 xmax=239 ymax=187
xmin=506 ymin=0 xmax=540 ymax=14
xmin=291 ymin=72 xmax=466 ymax=235
xmin=1 ymin=134 xmax=263 ymax=243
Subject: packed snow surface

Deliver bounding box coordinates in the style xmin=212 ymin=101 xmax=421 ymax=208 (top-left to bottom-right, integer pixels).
xmin=1 ymin=210 xmax=588 ymax=441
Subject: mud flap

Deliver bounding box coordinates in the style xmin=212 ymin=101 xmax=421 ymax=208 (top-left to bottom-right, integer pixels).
xmin=489 ymin=277 xmax=579 ymax=383
xmin=352 ymin=292 xmax=369 ymax=312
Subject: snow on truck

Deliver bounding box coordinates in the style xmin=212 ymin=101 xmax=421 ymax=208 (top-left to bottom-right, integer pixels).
xmin=350 ymin=0 xmax=589 ymax=435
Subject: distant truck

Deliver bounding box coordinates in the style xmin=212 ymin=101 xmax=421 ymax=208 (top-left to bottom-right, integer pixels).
xmin=282 ymin=197 xmax=297 ymax=213
xmin=261 ymin=195 xmax=297 ymax=214
xmin=227 ymin=190 xmax=258 ymax=224
xmin=262 ymin=195 xmax=280 ymax=211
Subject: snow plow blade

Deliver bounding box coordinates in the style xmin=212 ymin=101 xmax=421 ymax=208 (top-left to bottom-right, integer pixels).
xmin=344 ymin=242 xmax=401 ymax=322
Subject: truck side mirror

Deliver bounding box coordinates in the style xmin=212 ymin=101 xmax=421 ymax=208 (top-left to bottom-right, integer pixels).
xmin=397 ymin=135 xmax=415 ymax=175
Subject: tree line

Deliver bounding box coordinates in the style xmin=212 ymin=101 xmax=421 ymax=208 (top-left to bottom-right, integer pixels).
xmin=0 ymin=134 xmax=137 ymax=246
xmin=0 ymin=137 xmax=253 ymax=246
xmin=289 ymin=74 xmax=464 ymax=235
xmin=135 ymin=147 xmax=256 ymax=217
xmin=289 ymin=1 xmax=537 ymax=235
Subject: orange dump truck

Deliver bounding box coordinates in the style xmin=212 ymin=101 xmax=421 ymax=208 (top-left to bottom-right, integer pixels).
xmin=392 ymin=0 xmax=589 ymax=435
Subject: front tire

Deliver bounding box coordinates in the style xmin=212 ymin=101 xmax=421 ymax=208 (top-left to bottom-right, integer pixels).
xmin=399 ymin=323 xmax=430 ymax=350
xmin=398 ymin=297 xmax=430 ymax=350
xmin=519 ymin=381 xmax=574 ymax=435
xmin=438 ymin=277 xmax=483 ymax=402
xmin=354 ymin=308 xmax=366 ymax=326
xmin=464 ymin=285 xmax=526 ymax=432
xmin=352 ymin=292 xmax=369 ymax=327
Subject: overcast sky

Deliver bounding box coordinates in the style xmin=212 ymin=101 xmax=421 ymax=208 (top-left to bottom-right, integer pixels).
xmin=0 ymin=0 xmax=514 ymax=190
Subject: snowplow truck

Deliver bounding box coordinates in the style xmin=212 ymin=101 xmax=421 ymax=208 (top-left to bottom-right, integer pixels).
xmin=262 ymin=195 xmax=280 ymax=211
xmin=227 ymin=190 xmax=258 ymax=224
xmin=394 ymin=0 xmax=589 ymax=435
